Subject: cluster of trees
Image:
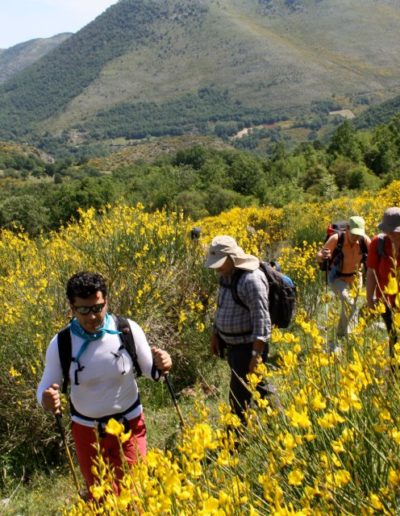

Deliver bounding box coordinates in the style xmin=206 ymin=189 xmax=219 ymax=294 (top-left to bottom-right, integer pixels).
xmin=86 ymin=88 xmax=282 ymax=141
xmin=1 ymin=114 xmax=400 ymax=235
xmin=0 ymin=147 xmax=45 ymax=176
xmin=354 ymin=94 xmax=400 ymax=130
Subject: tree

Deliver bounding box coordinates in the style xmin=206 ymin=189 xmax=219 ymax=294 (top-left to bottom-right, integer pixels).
xmin=328 ymin=121 xmax=363 ymax=162
xmin=49 ymin=177 xmax=117 ymax=227
xmin=227 ymin=153 xmax=265 ymax=197
xmin=0 ymin=195 xmax=50 ymax=235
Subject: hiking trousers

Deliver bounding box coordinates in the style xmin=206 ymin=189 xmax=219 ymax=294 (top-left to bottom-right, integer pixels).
xmin=226 ymin=342 xmax=278 ymax=423
xmin=382 ymin=306 xmax=398 ymax=359
xmin=330 ymin=278 xmax=358 ymax=338
xmin=72 ymin=411 xmax=147 ymax=495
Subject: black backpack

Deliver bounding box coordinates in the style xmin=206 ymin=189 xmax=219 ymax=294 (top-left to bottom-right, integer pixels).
xmin=227 ymin=262 xmax=296 ymax=328
xmin=319 ymin=221 xmax=368 ymax=273
xmin=57 ymin=314 xmax=142 ymax=394
xmin=319 ymin=221 xmax=348 ymax=271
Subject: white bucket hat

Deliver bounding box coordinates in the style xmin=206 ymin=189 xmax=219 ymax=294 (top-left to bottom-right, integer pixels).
xmin=204 ymin=235 xmax=259 ymax=271
xmin=349 ymin=216 xmax=366 ymax=237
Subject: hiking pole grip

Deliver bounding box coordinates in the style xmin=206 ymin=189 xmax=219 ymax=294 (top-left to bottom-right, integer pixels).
xmin=164 ymin=374 xmax=185 ymax=428
xmin=55 ymin=412 xmax=82 ymax=495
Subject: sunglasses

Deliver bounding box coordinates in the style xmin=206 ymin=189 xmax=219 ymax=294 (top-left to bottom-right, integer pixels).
xmin=73 ymin=303 xmax=106 ymax=315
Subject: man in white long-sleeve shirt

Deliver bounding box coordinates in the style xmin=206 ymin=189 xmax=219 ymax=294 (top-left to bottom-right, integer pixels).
xmin=37 ymin=271 xmax=172 ymax=495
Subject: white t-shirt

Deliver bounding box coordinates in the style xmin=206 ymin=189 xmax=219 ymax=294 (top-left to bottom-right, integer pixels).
xmin=36 ymin=317 xmax=158 ymax=427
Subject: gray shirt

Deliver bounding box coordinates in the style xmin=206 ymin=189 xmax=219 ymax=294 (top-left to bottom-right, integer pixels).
xmin=215 ymin=268 xmax=271 ymax=344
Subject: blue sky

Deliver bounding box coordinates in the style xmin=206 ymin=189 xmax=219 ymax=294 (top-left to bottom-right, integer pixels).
xmin=0 ymin=0 xmax=118 ymax=49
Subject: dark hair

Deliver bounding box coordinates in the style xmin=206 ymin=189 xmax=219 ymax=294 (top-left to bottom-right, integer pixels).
xmin=66 ymin=272 xmax=107 ymax=303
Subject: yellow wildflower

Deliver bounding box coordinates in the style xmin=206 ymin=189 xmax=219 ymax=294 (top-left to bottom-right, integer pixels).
xmin=9 ymin=366 xmax=22 ymax=378
xmin=105 ymin=418 xmax=125 ymax=437
xmin=288 ymin=469 xmax=304 ymax=486
xmin=384 ymin=275 xmax=398 ymax=296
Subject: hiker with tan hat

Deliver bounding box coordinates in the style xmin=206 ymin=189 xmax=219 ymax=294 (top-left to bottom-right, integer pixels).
xmin=205 ymin=235 xmax=277 ymax=423
xmin=366 ymin=207 xmax=400 ymax=357
xmin=316 ymin=216 xmax=371 ymax=344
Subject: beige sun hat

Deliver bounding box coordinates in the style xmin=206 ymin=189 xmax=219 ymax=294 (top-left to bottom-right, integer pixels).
xmin=204 ymin=235 xmax=259 ymax=271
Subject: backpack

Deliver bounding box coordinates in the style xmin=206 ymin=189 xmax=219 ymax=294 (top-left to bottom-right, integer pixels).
xmin=319 ymin=221 xmax=368 ymax=272
xmin=57 ymin=314 xmax=142 ymax=394
xmin=318 ymin=221 xmax=348 ymax=271
xmin=228 ymin=262 xmax=296 ymax=328
xmin=377 ymin=233 xmax=386 ymax=259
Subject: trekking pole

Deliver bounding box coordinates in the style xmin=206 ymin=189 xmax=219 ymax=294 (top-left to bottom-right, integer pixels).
xmin=164 ymin=374 xmax=185 ymax=428
xmin=325 ymin=264 xmax=330 ymax=349
xmin=55 ymin=412 xmax=82 ymax=496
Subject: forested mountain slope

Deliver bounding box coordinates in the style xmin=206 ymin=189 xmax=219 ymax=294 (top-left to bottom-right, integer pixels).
xmin=0 ymin=34 xmax=71 ymax=84
xmin=0 ymin=0 xmax=399 ymax=142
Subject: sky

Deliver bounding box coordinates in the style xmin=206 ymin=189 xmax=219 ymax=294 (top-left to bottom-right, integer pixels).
xmin=0 ymin=0 xmax=119 ymax=49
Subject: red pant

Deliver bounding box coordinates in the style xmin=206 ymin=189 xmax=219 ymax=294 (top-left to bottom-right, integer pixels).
xmin=71 ymin=412 xmax=147 ymax=493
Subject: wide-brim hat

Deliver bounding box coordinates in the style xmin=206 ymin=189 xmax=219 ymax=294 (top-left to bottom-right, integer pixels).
xmin=378 ymin=207 xmax=400 ymax=233
xmin=205 ymin=235 xmax=259 ymax=271
xmin=349 ymin=215 xmax=366 ymax=237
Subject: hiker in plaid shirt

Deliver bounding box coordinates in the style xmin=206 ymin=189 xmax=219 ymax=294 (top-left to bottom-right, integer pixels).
xmin=205 ymin=236 xmax=278 ymax=423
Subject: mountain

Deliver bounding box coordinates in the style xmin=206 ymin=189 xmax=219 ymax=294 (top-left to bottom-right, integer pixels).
xmin=0 ymin=34 xmax=71 ymax=84
xmin=0 ymin=0 xmax=400 ymax=144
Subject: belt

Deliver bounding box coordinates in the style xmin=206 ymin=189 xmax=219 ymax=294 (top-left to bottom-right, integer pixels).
xmin=217 ymin=328 xmax=252 ymax=337
xmin=70 ymin=396 xmax=141 ymax=423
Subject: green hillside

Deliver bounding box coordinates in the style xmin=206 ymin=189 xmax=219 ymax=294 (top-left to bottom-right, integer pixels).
xmin=354 ymin=94 xmax=400 ymax=130
xmin=0 ymin=34 xmax=71 ymax=84
xmin=0 ymin=0 xmax=400 ymax=143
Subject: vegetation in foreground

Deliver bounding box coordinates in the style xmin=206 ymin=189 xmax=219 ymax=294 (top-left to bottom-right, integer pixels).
xmin=1 ymin=178 xmax=400 ymax=513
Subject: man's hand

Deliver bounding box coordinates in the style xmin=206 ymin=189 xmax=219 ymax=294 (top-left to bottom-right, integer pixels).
xmin=151 ymin=347 xmax=172 ymax=374
xmin=320 ymin=247 xmax=332 ymax=261
xmin=210 ymin=333 xmax=220 ymax=356
xmin=42 ymin=383 xmax=61 ymax=413
xmin=249 ymin=355 xmax=262 ymax=374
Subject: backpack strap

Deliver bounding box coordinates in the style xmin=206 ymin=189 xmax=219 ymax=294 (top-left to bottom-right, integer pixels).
xmin=331 ymin=231 xmax=345 ymax=268
xmin=359 ymin=236 xmax=368 ymax=266
xmin=221 ymin=269 xmax=247 ymax=309
xmin=57 ymin=326 xmax=72 ymax=394
xmin=336 ymin=231 xmax=345 ymax=252
xmin=57 ymin=315 xmax=142 ymax=394
xmin=377 ymin=233 xmax=386 ymax=259
xmin=113 ymin=315 xmax=142 ymax=377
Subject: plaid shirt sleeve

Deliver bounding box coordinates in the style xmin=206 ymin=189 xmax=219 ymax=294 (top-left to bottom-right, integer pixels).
xmin=238 ymin=268 xmax=271 ymax=342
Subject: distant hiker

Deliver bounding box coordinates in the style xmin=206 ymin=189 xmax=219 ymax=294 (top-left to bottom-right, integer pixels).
xmin=37 ymin=272 xmax=172 ymax=495
xmin=316 ymin=216 xmax=370 ymax=342
xmin=269 ymin=260 xmax=281 ymax=272
xmin=190 ymin=227 xmax=201 ymax=240
xmin=366 ymin=207 xmax=400 ymax=358
xmin=205 ymin=235 xmax=279 ymax=423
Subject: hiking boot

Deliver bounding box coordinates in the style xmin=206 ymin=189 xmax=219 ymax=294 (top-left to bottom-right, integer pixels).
xmin=325 ymin=342 xmax=342 ymax=355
